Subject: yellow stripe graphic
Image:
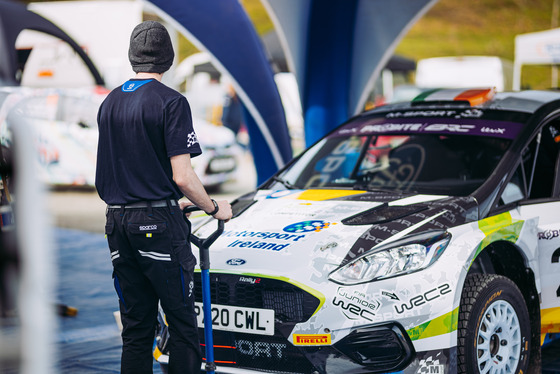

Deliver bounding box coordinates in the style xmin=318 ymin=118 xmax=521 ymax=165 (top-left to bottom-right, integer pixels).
xmin=407 ymin=307 xmax=459 ymax=341
xmin=541 ymin=306 xmax=560 ymax=336
xmin=296 ymin=189 xmax=365 ymax=201
xmin=470 ymin=212 xmax=524 ymax=269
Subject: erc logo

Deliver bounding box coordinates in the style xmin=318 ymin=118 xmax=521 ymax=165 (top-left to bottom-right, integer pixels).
xmin=283 ymin=220 xmax=335 ymax=233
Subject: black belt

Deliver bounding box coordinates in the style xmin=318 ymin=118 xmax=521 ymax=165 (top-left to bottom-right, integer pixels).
xmin=107 ymin=199 xmax=178 ymax=209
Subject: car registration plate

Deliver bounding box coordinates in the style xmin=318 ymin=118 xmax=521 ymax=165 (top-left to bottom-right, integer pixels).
xmin=194 ymin=302 xmax=275 ymax=336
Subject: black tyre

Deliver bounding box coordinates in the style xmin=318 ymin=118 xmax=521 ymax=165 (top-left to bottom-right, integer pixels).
xmin=458 ymin=274 xmax=531 ymax=374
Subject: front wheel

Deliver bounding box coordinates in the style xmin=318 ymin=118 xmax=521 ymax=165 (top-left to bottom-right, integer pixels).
xmin=458 ymin=274 xmax=531 ymax=374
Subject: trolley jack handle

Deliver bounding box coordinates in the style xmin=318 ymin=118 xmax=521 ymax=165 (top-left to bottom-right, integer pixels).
xmin=183 ymin=205 xmax=224 ymax=374
xmin=183 ymin=205 xmax=225 ymax=269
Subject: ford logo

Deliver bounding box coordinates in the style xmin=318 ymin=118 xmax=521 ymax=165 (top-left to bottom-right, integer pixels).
xmin=226 ymin=258 xmax=246 ymax=266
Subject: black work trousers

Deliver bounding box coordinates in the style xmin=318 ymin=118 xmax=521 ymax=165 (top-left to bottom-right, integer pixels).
xmin=105 ymin=202 xmax=202 ymax=374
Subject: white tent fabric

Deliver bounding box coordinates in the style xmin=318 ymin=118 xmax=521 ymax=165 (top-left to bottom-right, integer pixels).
xmin=514 ymin=27 xmax=560 ymax=90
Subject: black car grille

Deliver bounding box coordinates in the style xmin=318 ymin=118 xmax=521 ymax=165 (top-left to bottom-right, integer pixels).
xmin=193 ymin=273 xmax=318 ymax=324
xmin=193 ymin=273 xmax=321 ymax=373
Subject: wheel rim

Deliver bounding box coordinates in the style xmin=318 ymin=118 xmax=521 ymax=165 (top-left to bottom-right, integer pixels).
xmin=476 ymin=299 xmax=521 ymax=374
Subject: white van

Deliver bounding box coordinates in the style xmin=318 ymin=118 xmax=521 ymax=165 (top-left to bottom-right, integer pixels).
xmin=415 ymin=56 xmax=514 ymax=91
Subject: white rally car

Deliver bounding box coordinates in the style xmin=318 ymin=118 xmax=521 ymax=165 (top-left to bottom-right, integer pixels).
xmin=0 ymin=86 xmax=239 ymax=189
xmin=189 ymin=117 xmax=242 ymax=190
xmin=154 ymin=88 xmax=560 ymax=373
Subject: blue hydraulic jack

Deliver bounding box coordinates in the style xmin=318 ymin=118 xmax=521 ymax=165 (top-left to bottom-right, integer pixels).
xmin=184 ymin=205 xmax=224 ymax=374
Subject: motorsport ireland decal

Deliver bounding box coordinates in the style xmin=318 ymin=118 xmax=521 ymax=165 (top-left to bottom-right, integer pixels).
xmin=223 ymin=229 xmax=306 ymax=251
xmin=223 ymin=220 xmax=334 ymax=252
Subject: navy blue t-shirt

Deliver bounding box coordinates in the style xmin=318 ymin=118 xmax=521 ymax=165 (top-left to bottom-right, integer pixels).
xmin=95 ymin=78 xmax=202 ymax=204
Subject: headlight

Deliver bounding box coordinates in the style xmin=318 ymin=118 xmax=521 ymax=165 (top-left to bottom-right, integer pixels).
xmin=329 ymin=231 xmax=451 ymax=285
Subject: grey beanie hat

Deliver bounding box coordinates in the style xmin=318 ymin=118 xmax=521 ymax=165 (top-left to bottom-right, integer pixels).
xmin=128 ymin=21 xmax=174 ymax=73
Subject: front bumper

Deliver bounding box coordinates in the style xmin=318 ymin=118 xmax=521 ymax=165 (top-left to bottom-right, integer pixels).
xmin=333 ymin=323 xmax=415 ymax=373
xmin=154 ymin=273 xmax=416 ymax=374
xmin=201 ymin=322 xmax=414 ymax=374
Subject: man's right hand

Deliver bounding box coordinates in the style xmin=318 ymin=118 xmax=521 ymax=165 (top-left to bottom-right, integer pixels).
xmin=213 ymin=200 xmax=232 ymax=222
xmin=170 ymin=154 xmax=232 ymax=223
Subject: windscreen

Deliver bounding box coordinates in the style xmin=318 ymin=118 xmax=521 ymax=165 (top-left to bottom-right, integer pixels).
xmin=279 ymin=114 xmax=522 ymax=196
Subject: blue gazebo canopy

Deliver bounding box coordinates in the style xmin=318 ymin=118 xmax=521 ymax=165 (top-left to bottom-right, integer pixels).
xmin=140 ymin=0 xmax=438 ymax=184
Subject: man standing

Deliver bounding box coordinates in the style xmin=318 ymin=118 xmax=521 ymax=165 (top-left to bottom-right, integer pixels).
xmin=96 ymin=21 xmax=232 ymax=374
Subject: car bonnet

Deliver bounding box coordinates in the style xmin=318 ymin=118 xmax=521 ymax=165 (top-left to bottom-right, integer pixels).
xmin=191 ymin=189 xmax=478 ymax=279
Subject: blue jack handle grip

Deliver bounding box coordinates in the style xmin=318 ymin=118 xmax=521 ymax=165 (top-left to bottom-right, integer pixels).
xmin=182 ymin=205 xmax=225 ymax=269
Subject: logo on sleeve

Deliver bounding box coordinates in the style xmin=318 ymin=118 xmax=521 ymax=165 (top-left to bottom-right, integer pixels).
xmin=187 ymin=131 xmax=199 ymax=147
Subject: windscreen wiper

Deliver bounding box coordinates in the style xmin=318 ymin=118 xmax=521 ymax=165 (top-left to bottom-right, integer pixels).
xmin=271 ymin=176 xmax=298 ymax=189
xmin=352 ymin=178 xmax=415 ymax=194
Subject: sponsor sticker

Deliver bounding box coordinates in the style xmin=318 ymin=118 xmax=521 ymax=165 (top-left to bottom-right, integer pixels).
xmin=139 ymin=225 xmax=158 ymax=231
xmin=417 ymin=356 xmax=445 ymax=374
xmin=239 ymin=276 xmax=260 ymax=284
xmin=222 ymin=221 xmax=334 ymax=252
xmin=330 ymin=117 xmax=523 ymax=140
xmin=236 ymin=339 xmax=286 ymax=359
xmin=223 ymin=229 xmax=307 ymax=252
xmin=394 ymin=283 xmax=451 ymax=315
xmin=226 ymin=258 xmax=246 ymax=266
xmin=293 ymin=334 xmax=331 ymax=346
xmin=539 ymin=229 xmax=559 ymax=240
xmin=227 ymin=240 xmax=289 ymax=251
xmin=332 ymin=287 xmax=382 ymax=322
xmin=283 ymin=220 xmax=334 ymax=233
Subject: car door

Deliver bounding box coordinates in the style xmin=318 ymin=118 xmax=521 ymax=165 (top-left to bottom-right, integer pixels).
xmin=500 ymin=119 xmax=560 ymax=337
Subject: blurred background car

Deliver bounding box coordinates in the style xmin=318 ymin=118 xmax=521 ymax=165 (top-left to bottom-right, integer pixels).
xmin=189 ymin=116 xmax=242 ymax=191
xmin=0 ymin=86 xmax=104 ymax=187
xmin=0 ymin=86 xmax=242 ymax=190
